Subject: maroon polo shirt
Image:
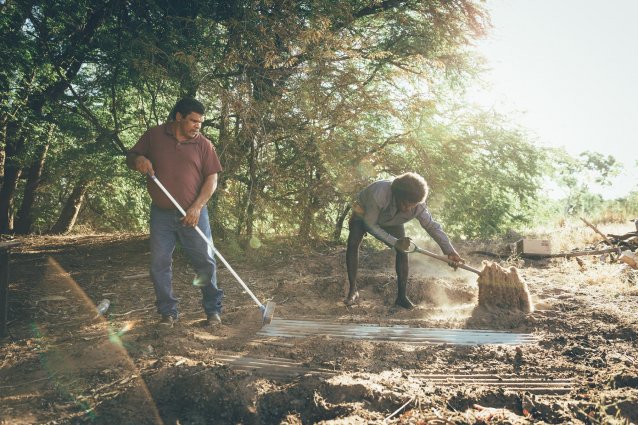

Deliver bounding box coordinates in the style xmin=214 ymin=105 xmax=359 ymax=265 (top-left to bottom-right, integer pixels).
xmin=130 ymin=123 xmax=223 ymax=210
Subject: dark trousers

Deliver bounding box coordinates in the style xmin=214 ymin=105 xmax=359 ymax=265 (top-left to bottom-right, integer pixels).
xmin=346 ymin=215 xmax=408 ymax=298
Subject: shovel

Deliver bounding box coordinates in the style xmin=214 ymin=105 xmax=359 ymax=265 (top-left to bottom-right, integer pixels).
xmin=403 ymin=240 xmax=482 ymax=276
xmin=149 ymin=174 xmax=275 ymax=325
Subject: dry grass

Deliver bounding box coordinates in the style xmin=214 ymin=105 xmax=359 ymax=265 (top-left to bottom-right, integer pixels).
xmin=528 ymin=219 xmax=634 ymax=253
xmin=526 ymin=219 xmax=638 ymax=298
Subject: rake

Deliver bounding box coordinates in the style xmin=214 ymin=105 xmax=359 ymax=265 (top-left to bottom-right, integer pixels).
xmin=150 ymin=174 xmax=275 ymax=325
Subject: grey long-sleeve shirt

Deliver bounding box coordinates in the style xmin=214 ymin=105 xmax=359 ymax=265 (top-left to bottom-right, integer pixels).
xmin=357 ymin=179 xmax=456 ymax=255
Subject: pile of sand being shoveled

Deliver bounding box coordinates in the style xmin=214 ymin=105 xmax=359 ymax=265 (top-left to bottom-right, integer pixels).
xmin=477 ymin=261 xmax=533 ymax=313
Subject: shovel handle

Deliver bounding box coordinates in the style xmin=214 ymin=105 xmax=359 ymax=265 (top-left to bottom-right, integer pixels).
xmin=406 ymin=242 xmax=482 ymax=276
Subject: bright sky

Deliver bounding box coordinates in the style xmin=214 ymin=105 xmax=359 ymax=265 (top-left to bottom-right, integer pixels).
xmin=469 ymin=0 xmax=638 ymax=199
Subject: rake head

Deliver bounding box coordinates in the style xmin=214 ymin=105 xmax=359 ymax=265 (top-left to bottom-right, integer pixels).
xmin=261 ymin=301 xmax=276 ymax=325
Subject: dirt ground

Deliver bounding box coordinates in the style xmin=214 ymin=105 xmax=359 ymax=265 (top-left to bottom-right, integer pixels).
xmin=1 ymin=231 xmax=637 ymax=424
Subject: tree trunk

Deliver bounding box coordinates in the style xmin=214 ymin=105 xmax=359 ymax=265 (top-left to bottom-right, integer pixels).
xmin=209 ymin=92 xmax=230 ymax=238
xmin=298 ymin=168 xmax=316 ymax=240
xmin=1 ymin=1 xmax=113 ymax=233
xmin=234 ymin=73 xmax=261 ymax=240
xmin=0 ymin=126 xmax=5 ymax=178
xmin=14 ymin=143 xmax=49 ymax=234
xmin=245 ymin=136 xmax=257 ymax=240
xmin=298 ymin=202 xmax=312 ymax=240
xmin=235 ymin=184 xmax=247 ymax=236
xmin=246 ymin=198 xmax=255 ymax=240
xmin=235 ymin=166 xmax=257 ymax=240
xmin=0 ymin=166 xmax=21 ymax=234
xmin=0 ymin=121 xmax=23 ymax=234
xmin=333 ymin=204 xmax=351 ymax=242
xmin=49 ymin=180 xmax=91 ymax=235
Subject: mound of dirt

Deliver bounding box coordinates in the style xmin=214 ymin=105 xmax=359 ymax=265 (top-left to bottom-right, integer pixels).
xmin=477 ymin=261 xmax=533 ymax=313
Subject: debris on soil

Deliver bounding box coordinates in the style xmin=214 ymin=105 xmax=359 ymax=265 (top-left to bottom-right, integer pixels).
xmin=477 ymin=261 xmax=533 ymax=313
xmin=2 ymin=233 xmax=638 ymax=424
xmin=619 ymin=250 xmax=638 ymax=269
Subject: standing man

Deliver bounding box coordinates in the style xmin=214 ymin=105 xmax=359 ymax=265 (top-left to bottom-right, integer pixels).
xmin=127 ymin=97 xmax=223 ymax=327
xmin=345 ymin=172 xmax=464 ymax=309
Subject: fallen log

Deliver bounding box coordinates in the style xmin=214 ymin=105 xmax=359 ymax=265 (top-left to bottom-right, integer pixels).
xmin=580 ymin=217 xmax=614 ymax=246
xmin=607 ymin=232 xmax=638 ymax=240
xmin=521 ymin=247 xmax=620 ymax=259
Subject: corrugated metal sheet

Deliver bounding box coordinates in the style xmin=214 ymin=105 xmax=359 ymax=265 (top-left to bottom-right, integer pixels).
xmin=257 ymin=319 xmax=537 ymax=346
xmin=214 ymin=351 xmax=573 ymax=394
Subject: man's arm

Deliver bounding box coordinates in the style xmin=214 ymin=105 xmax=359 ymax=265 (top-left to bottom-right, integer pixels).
xmin=182 ymin=173 xmax=218 ymax=227
xmin=416 ymin=208 xmax=464 ymax=264
xmin=359 ymin=184 xmax=400 ymax=248
xmin=363 ymin=213 xmax=399 ymax=248
xmin=126 ymin=152 xmax=154 ymax=176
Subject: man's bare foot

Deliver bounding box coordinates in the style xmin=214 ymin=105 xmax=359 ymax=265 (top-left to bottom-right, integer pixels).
xmin=344 ymin=291 xmax=359 ymax=306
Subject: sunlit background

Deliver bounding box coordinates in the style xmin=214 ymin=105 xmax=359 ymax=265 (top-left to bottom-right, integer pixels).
xmin=469 ymin=0 xmax=638 ymax=199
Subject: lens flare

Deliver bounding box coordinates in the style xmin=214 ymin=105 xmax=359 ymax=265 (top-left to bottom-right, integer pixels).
xmin=25 ymin=258 xmax=165 ymax=424
xmin=249 ymin=236 xmax=262 ymax=249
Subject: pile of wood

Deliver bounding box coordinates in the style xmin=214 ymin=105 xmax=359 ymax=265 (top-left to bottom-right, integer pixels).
xmin=606 ymin=222 xmax=638 ymax=269
xmin=606 ymin=224 xmax=638 ymax=252
xmin=477 ymin=261 xmax=533 ymax=313
xmin=579 ymin=218 xmax=638 ymax=269
xmin=516 ymin=219 xmax=638 ymax=261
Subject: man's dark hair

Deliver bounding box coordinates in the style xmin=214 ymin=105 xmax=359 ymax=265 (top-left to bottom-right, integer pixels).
xmin=391 ymin=172 xmax=428 ymax=204
xmin=169 ymin=97 xmax=205 ymax=120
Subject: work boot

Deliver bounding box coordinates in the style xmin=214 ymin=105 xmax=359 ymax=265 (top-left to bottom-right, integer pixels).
xmin=206 ymin=313 xmax=222 ymax=326
xmin=344 ymin=290 xmax=359 ymax=306
xmin=395 ymin=278 xmax=414 ymax=309
xmin=394 ymin=296 xmax=415 ymax=309
xmin=159 ymin=315 xmax=178 ymax=327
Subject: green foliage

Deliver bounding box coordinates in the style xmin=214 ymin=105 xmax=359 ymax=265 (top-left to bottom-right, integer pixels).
xmin=544 ymin=148 xmax=625 ymax=220
xmin=4 ymin=0 xmax=633 ymax=242
xmin=362 ymin=84 xmax=549 ymax=239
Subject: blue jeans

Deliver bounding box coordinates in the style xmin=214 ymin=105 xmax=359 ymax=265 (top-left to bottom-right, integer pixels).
xmin=149 ymin=205 xmax=223 ymax=318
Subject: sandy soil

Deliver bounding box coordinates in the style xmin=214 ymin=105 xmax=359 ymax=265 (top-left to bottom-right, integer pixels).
xmin=1 ymin=232 xmax=637 ymax=424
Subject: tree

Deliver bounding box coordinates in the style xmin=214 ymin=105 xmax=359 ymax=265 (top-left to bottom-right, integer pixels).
xmin=197 ymin=0 xmax=490 ymax=239
xmin=0 ymin=0 xmax=119 ymax=233
xmin=5 ymin=1 xmax=568 ymax=242
xmin=548 ymin=149 xmax=622 ymax=218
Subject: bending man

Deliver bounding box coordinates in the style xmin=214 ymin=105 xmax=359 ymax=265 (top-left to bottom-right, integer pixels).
xmin=345 ymin=172 xmax=464 ymax=309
